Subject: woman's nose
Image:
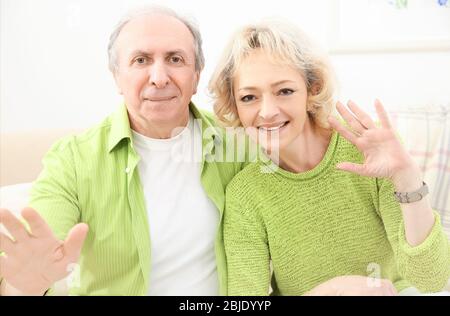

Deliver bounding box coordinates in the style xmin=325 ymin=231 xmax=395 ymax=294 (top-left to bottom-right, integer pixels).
xmin=258 ymin=96 xmax=280 ymax=120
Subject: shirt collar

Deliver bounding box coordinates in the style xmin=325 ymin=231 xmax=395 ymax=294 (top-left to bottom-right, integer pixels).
xmin=107 ymin=102 xmax=222 ymax=154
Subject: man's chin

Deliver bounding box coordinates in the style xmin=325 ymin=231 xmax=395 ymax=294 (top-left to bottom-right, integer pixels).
xmin=140 ymin=104 xmax=189 ymax=125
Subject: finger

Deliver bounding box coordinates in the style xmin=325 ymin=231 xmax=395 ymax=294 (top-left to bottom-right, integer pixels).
xmin=21 ymin=207 xmax=53 ymax=238
xmin=387 ymin=282 xmax=398 ymax=296
xmin=64 ymin=223 xmax=89 ymax=262
xmin=336 ymin=162 xmax=367 ymax=176
xmin=336 ymin=101 xmax=366 ymax=134
xmin=0 ymin=232 xmax=16 ymax=254
xmin=374 ymin=99 xmax=392 ymax=129
xmin=347 ymin=100 xmax=376 ymax=129
xmin=0 ymin=208 xmax=30 ymax=242
xmin=0 ymin=255 xmax=7 ymax=277
xmin=328 ymin=116 xmax=358 ymax=144
xmin=382 ymin=279 xmax=397 ymax=296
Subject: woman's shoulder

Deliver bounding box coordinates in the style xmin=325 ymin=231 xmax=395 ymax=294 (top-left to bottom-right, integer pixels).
xmin=335 ymin=132 xmax=365 ymax=164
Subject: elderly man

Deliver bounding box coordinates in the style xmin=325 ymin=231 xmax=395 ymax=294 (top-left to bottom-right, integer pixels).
xmin=0 ymin=6 xmax=244 ymax=296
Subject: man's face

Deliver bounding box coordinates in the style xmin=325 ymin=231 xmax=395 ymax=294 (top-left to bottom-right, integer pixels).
xmin=113 ymin=14 xmax=200 ymax=135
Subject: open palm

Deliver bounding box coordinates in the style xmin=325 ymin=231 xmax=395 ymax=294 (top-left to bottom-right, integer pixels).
xmin=328 ymin=100 xmax=413 ymax=180
xmin=0 ymin=207 xmax=88 ymax=295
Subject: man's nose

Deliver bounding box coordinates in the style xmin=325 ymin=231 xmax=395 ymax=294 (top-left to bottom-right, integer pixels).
xmin=259 ymin=96 xmax=280 ymax=120
xmin=149 ymin=62 xmax=170 ymax=88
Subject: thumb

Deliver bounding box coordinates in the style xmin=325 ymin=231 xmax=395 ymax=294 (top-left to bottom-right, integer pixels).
xmin=64 ymin=223 xmax=89 ymax=262
xmin=336 ymin=162 xmax=366 ymax=176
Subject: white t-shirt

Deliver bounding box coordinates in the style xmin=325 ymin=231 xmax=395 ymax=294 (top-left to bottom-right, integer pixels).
xmin=132 ymin=113 xmax=220 ymax=296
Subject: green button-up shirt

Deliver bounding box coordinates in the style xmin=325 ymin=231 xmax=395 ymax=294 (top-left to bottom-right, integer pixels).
xmin=27 ymin=103 xmax=246 ymax=295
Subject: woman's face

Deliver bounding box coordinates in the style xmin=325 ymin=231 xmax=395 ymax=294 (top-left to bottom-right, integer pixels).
xmin=233 ymin=49 xmax=310 ymax=153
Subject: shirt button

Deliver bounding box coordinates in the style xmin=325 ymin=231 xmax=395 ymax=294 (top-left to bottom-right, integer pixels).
xmin=125 ymin=167 xmax=130 ymax=173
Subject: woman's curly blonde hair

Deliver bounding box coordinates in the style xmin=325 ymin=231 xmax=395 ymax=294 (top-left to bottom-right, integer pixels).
xmin=208 ymin=19 xmax=337 ymax=129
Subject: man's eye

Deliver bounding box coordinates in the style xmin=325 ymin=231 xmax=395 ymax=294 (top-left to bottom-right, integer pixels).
xmin=240 ymin=95 xmax=256 ymax=102
xmin=135 ymin=57 xmax=147 ymax=64
xmin=279 ymin=88 xmax=294 ymax=96
xmin=169 ymin=56 xmax=183 ymax=64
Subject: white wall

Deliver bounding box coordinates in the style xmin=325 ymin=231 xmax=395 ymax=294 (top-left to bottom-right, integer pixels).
xmin=1 ymin=0 xmax=450 ymax=132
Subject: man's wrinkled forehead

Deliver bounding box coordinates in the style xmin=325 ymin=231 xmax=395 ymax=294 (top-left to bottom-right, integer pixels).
xmin=115 ymin=13 xmax=195 ymax=57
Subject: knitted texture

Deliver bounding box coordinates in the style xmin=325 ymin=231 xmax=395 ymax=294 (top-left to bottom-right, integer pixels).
xmin=224 ymin=131 xmax=450 ymax=295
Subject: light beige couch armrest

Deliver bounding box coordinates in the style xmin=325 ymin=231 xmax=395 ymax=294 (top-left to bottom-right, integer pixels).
xmin=0 ymin=129 xmax=81 ymax=186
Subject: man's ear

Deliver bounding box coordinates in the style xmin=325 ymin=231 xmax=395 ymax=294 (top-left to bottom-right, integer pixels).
xmin=112 ymin=70 xmax=123 ymax=95
xmin=192 ymin=71 xmax=201 ymax=95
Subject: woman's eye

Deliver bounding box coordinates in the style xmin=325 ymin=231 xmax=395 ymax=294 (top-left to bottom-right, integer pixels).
xmin=279 ymin=88 xmax=294 ymax=96
xmin=240 ymin=95 xmax=256 ymax=102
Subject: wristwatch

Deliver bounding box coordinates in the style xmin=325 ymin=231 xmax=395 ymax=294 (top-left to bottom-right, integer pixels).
xmin=394 ymin=181 xmax=429 ymax=203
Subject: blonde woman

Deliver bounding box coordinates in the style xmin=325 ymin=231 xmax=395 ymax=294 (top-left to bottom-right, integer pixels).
xmin=209 ymin=20 xmax=450 ymax=296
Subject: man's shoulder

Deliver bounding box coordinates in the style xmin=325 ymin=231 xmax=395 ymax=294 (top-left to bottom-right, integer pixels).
xmin=47 ymin=114 xmax=115 ymax=156
xmin=194 ymin=107 xmax=218 ymax=126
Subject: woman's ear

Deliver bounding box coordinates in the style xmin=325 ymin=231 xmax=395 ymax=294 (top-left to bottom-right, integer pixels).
xmin=310 ymin=81 xmax=322 ymax=96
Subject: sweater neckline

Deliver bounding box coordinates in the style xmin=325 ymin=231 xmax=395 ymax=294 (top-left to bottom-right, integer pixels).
xmin=268 ymin=130 xmax=339 ymax=181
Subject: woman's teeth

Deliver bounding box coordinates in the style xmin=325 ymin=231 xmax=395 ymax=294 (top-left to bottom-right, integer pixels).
xmin=259 ymin=122 xmax=288 ymax=131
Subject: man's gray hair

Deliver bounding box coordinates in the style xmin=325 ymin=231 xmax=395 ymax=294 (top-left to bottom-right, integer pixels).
xmin=107 ymin=5 xmax=205 ymax=73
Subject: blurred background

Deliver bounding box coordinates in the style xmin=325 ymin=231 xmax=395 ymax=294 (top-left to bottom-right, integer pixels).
xmin=1 ymin=0 xmax=450 ymax=133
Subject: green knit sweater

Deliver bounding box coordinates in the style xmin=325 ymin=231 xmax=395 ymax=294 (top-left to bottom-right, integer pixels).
xmin=224 ymin=131 xmax=450 ymax=295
